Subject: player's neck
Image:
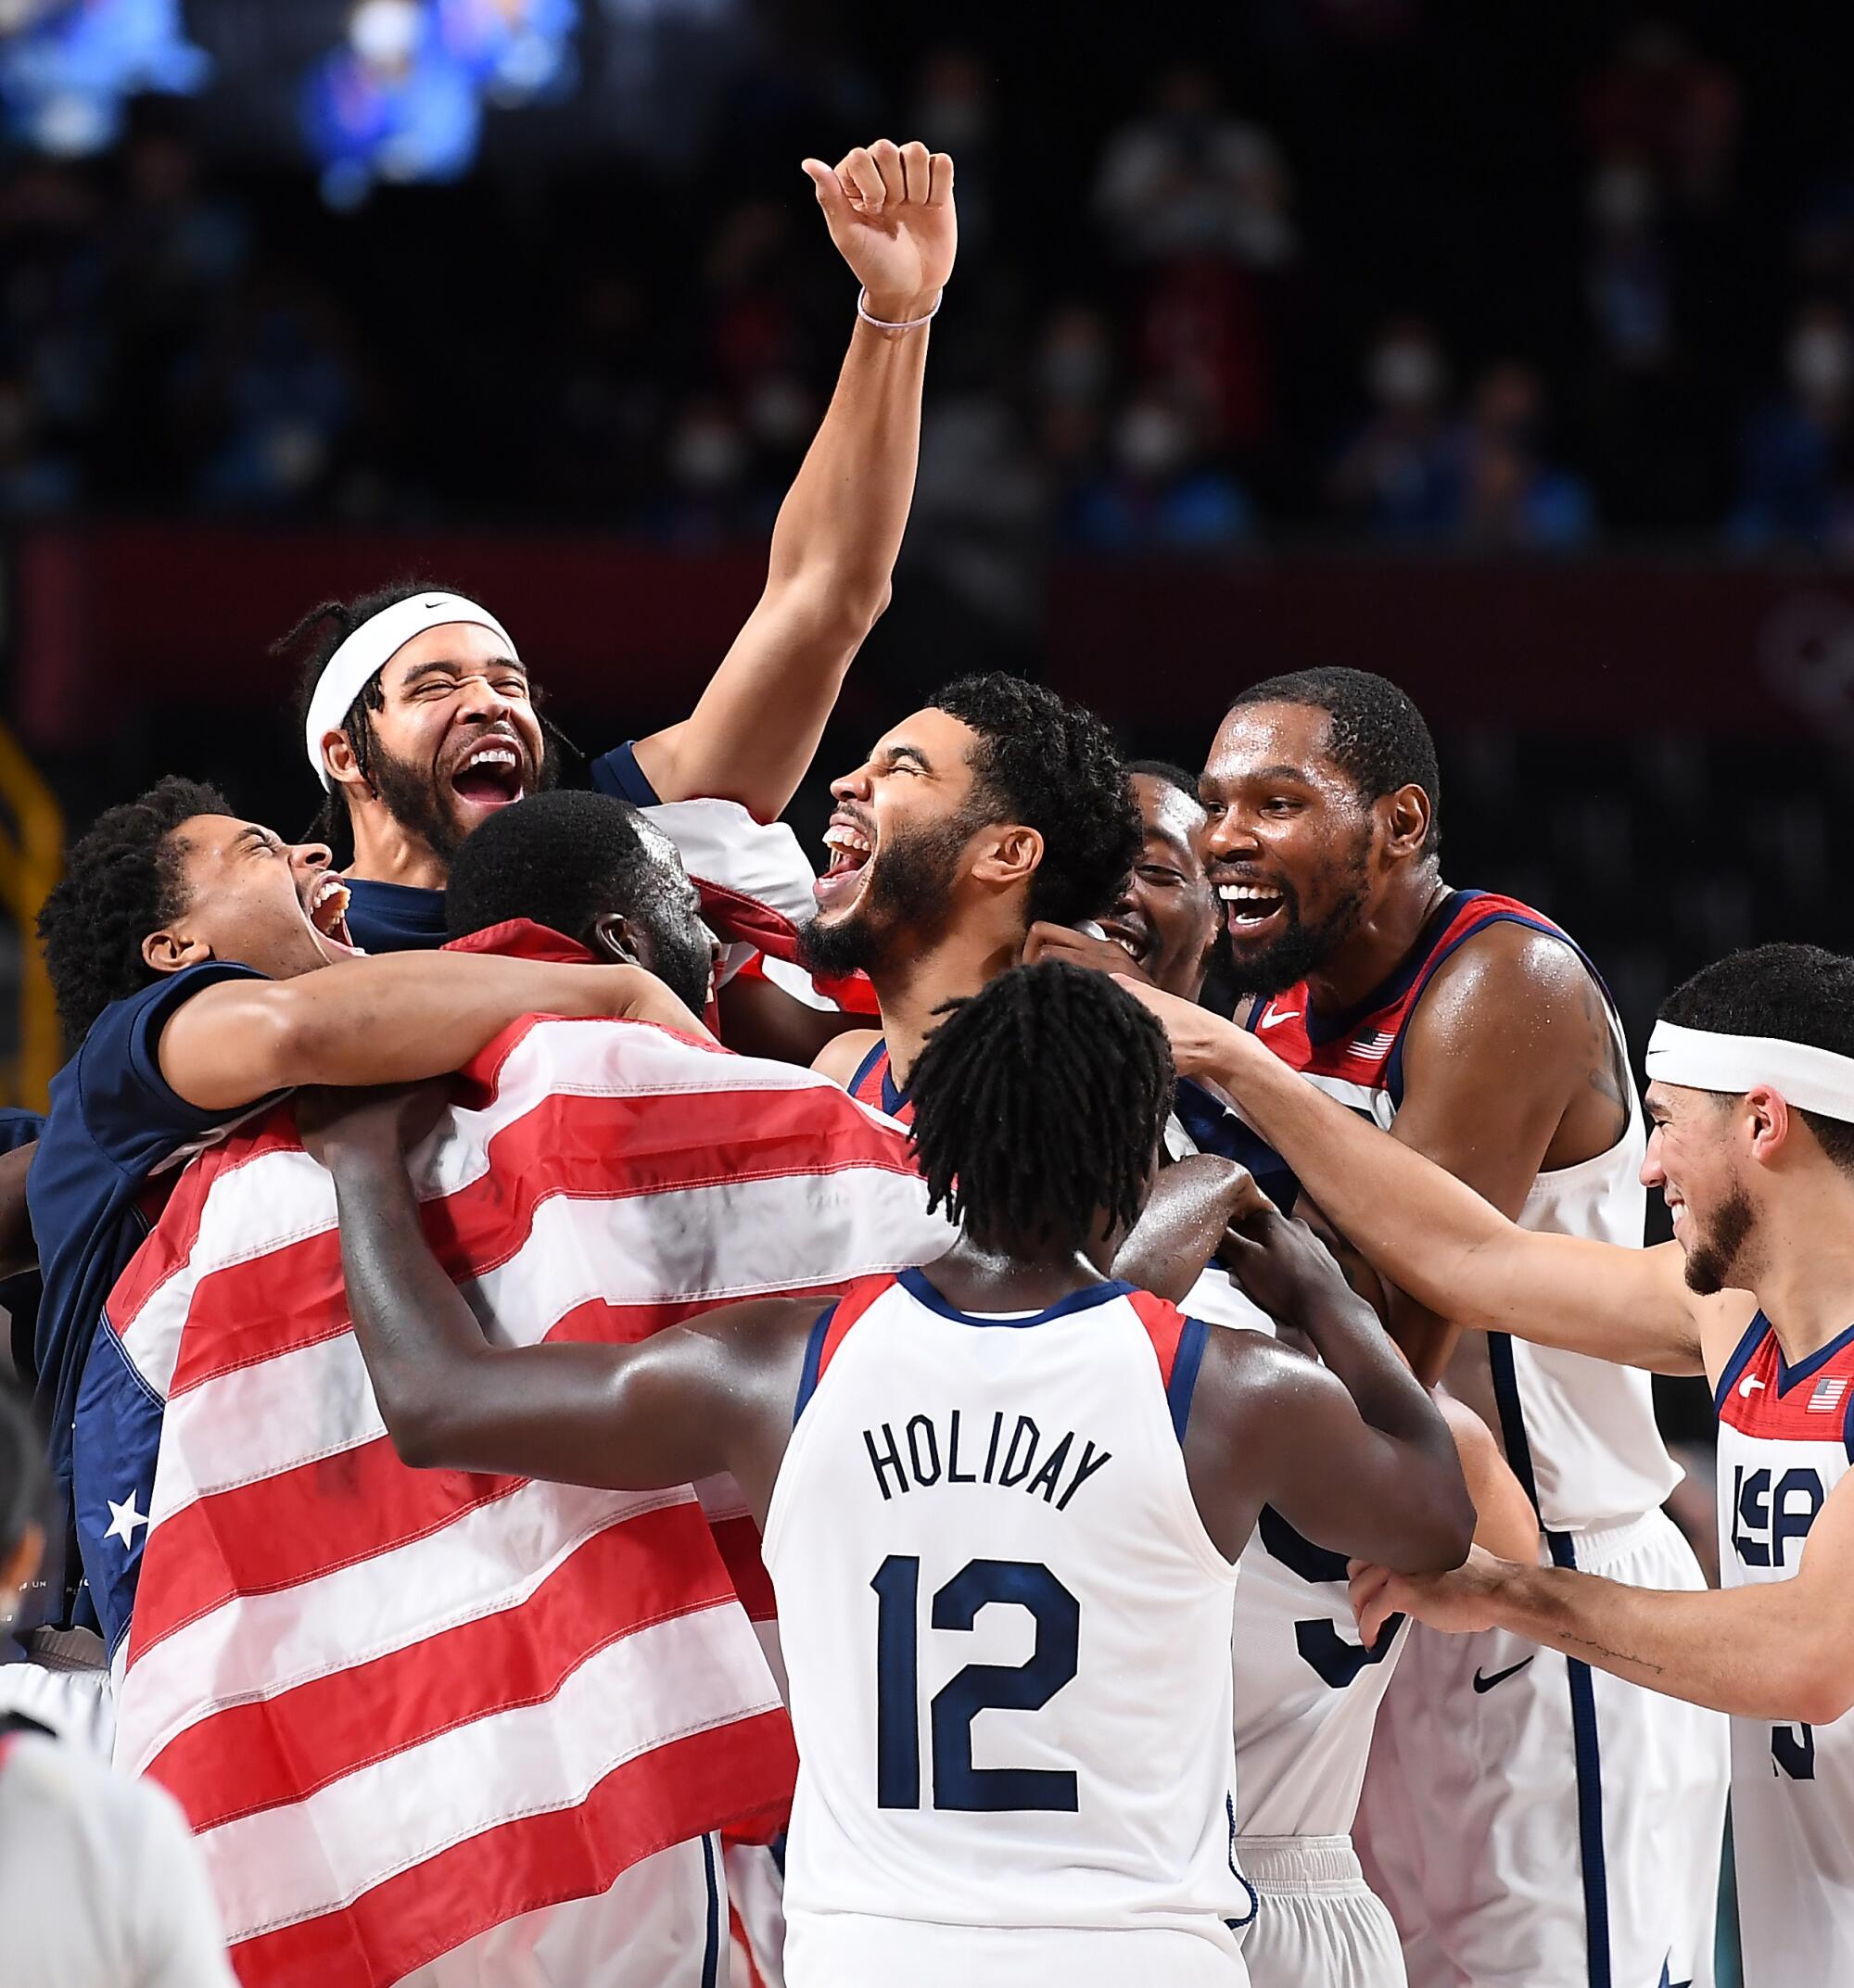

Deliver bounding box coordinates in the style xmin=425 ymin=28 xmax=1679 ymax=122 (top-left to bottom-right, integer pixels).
xmin=875 ymin=930 xmax=1022 ymax=1087
xmin=343 ymin=805 xmax=451 ymax=893
xmin=919 ymin=1237 xmax=1109 ymax=1314
xmin=1752 ymin=1180 xmax=1854 ymax=1361
xmin=1303 ymin=869 xmax=1451 ymax=1015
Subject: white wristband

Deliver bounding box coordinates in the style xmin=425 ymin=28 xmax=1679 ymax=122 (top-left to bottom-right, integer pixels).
xmin=857 ymin=286 xmax=942 ymax=332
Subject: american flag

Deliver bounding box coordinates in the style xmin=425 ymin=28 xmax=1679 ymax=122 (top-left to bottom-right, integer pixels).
xmin=1349 ymin=1028 xmax=1398 ymax=1062
xmin=1809 ymin=1374 xmax=1849 ymax=1414
xmin=99 ymin=995 xmax=948 ymax=1987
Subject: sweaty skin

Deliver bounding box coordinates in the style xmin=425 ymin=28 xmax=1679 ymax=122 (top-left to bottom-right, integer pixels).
xmin=301 ymin=1084 xmax=1473 ymax=1579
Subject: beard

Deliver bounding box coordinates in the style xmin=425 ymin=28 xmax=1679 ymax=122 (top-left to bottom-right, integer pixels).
xmin=365 ymin=728 xmax=558 ymax=863
xmin=797 ymin=811 xmax=977 ymax=982
xmin=1221 ymin=855 xmax=1370 ymax=1000
xmin=1682 ymin=1182 xmax=1757 ymax=1296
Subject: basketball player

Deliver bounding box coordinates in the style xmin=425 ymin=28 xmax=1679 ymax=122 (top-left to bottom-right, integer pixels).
xmin=1133 ymin=942 xmax=1854 ymax=1988
xmin=289 ymin=138 xmax=957 ymax=954
xmin=1144 ymin=667 xmax=1728 ymax=1988
xmin=301 ymin=962 xmax=1476 ymax=1988
xmin=1031 ymin=763 xmax=1536 ymax=1988
xmin=802 ymin=676 xmax=1141 ymax=1115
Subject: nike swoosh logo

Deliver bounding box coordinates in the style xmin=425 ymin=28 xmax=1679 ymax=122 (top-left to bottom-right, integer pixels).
xmin=1471 ymin=1655 xmax=1535 ymax=1694
xmin=1259 ymin=1010 xmax=1302 ymax=1030
xmin=1739 ymin=1376 xmax=1765 ymax=1397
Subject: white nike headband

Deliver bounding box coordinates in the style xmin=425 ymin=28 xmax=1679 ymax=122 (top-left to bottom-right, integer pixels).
xmin=304 ymin=592 xmax=519 ymax=789
xmin=1644 ymin=1019 xmax=1854 ymax=1122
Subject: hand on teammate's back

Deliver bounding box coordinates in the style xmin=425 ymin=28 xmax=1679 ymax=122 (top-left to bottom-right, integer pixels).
xmin=1349 ymin=1545 xmax=1510 ymax=1645
xmin=802 ymin=139 xmax=957 ymax=323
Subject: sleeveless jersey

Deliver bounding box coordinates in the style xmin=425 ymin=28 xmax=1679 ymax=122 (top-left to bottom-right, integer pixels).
xmin=1715 ymin=1314 xmax=1854 ymax=1984
xmin=1181 ymin=1266 xmax=1409 ymax=1838
xmin=848 ymin=1038 xmax=910 ymax=1126
xmin=1249 ymin=887 xmax=1678 ymax=1535
xmin=763 ymin=1267 xmax=1251 ymax=1957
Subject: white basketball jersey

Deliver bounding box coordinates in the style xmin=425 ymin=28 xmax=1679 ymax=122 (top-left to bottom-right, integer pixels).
xmin=1251 ymin=891 xmax=1680 ymax=1534
xmin=1715 ymin=1312 xmax=1854 ymax=1986
xmin=1185 ymin=1266 xmax=1409 ymax=1839
xmin=762 ymin=1267 xmax=1251 ymax=1968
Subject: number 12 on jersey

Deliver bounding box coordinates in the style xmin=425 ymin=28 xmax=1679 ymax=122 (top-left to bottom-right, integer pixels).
xmin=872 ymin=1554 xmax=1081 ymax=1813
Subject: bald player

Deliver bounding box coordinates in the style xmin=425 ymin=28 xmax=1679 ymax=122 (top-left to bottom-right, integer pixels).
xmin=1161 ymin=666 xmax=1727 ymax=1988
xmin=1133 ymin=942 xmax=1854 ymax=1988
xmin=287 ymin=138 xmax=957 ymax=954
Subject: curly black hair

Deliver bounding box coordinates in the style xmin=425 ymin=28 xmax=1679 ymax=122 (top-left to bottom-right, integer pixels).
xmin=929 ymin=674 xmax=1140 ymax=927
xmin=445 ymin=788 xmax=664 ymax=944
xmin=1230 ymin=665 xmax=1442 ymax=856
xmin=1660 ymin=943 xmax=1854 ymax=1170
xmin=37 ymin=775 xmax=231 ymax=1050
xmin=908 ymin=960 xmax=1174 ymax=1257
xmin=277 ymin=578 xmax=573 ymax=865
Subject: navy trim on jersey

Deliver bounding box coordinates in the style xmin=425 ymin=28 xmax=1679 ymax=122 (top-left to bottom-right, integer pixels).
xmin=1712 ymin=1311 xmax=1771 ymax=1416
xmin=699 ymin=1832 xmax=720 ymax=1988
xmin=1773 ymin=1318 xmax=1854 ymax=1398
xmin=1302 ymin=891 xmax=1468 ymax=1050
xmin=880 ymin=1061 xmax=908 ymax=1116
xmin=792 ymin=1304 xmax=838 ymax=1425
xmin=1487 ymin=1332 xmax=1543 ymax=1513
xmin=589 ymin=740 xmax=663 ymax=809
xmin=1382 ymin=905 xmax=1594 ymax=1108
xmin=1843 ymin=1387 xmax=1854 ymax=1465
xmin=1168 ymin=1316 xmax=1210 ymax=1443
xmin=1548 ymin=1527 xmax=1614 ymax=1988
xmin=895 ymin=1266 xmax=1134 ymax=1328
xmin=848 ymin=1038 xmax=889 ymax=1098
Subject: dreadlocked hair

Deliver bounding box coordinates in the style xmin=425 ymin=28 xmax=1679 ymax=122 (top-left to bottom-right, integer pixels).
xmin=37 ymin=775 xmax=231 ymax=1051
xmin=278 ymin=578 xmax=578 ymax=864
xmin=908 ymin=961 xmax=1175 ymax=1259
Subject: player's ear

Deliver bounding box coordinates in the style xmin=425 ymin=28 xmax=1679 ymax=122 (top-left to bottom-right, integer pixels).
xmin=142 ymin=926 xmax=214 ymax=976
xmin=1379 ymin=784 xmax=1431 ymax=864
xmin=322 ymin=728 xmax=369 ymax=797
xmin=590 ymin=912 xmax=643 ymax=968
xmin=971 ymin=825 xmax=1043 ymax=891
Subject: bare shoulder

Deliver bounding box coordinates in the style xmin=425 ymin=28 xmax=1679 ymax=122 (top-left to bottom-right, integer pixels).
xmin=1414 ymin=918 xmax=1599 ymax=1038
xmin=1190 ymin=1323 xmax=1344 ymax=1436
xmin=812 ymin=1026 xmax=883 ymax=1088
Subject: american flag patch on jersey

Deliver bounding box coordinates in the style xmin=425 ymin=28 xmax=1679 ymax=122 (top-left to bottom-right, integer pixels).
xmin=1351 ymin=1028 xmax=1398 ymax=1058
xmin=1809 ymin=1374 xmax=1848 ymax=1412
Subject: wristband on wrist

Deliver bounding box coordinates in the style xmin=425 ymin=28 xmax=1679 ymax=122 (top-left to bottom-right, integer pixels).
xmin=857 ymin=286 xmax=943 ymax=331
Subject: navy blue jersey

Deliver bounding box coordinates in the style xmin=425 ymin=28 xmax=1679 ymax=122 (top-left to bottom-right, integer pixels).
xmin=341 ymin=741 xmax=658 ymax=954
xmin=30 ymin=964 xmax=267 ymax=1633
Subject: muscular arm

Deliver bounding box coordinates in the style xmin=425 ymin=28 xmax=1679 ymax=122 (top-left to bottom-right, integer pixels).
xmin=631 ymin=143 xmax=954 ymax=820
xmin=1354 ymin=1468 xmax=1854 ymax=1724
xmin=1371 ymin=926 xmax=1632 ymax=1381
xmin=313 ymin=1108 xmax=810 ymax=1521
xmin=159 ymin=954 xmax=708 ymax=1114
xmin=1187 ymin=1208 xmax=1475 ymax=1572
xmin=1125 ymin=978 xmax=1712 ymax=1376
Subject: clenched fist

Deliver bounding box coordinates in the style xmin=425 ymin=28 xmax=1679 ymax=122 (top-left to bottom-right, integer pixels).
xmin=803 ymin=139 xmax=957 ymax=325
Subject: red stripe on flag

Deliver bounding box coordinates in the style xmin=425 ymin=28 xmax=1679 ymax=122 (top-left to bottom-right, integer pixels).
xmin=709 ymin=1513 xmax=774 ymax=1623
xmin=153 ymin=1088 xmax=913 ymax=1393
xmin=224 ymin=1710 xmax=798 ymax=1988
xmin=1125 ymin=1288 xmax=1187 ymax=1388
xmin=146 ymin=1507 xmax=757 ymax=1832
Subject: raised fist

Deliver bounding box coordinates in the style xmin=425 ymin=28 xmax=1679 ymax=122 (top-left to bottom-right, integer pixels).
xmin=802 ymin=139 xmax=957 ymax=324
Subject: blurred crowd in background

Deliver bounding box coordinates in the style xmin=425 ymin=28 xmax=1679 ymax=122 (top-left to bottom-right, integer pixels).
xmin=4 ymin=3 xmax=1854 ymax=552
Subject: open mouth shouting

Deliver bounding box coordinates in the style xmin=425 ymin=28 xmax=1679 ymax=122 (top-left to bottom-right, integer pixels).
xmin=301 ymin=869 xmax=362 ymax=961
xmin=1098 ymin=911 xmax=1153 ymax=969
xmin=448 ymin=729 xmax=528 ymax=817
xmin=1215 ymin=875 xmax=1290 ymax=942
xmin=815 ymin=808 xmax=877 ymax=916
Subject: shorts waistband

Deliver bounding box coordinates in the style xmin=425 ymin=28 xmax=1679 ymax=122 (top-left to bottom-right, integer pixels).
xmin=19 ymin=1627 xmax=107 ymax=1675
xmin=1235 ymin=1834 xmax=1368 ymax=1895
xmin=1546 ymin=1508 xmax=1666 ymax=1568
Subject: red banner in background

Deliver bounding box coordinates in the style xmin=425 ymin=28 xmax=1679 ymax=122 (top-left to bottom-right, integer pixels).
xmin=13 ymin=526 xmax=1854 ymax=747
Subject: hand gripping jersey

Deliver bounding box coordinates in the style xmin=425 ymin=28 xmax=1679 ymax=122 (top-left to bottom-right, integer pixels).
xmin=1715 ymin=1315 xmax=1854 ymax=1986
xmin=1249 ymin=888 xmax=1678 ymax=1535
xmin=762 ymin=1268 xmax=1252 ymax=1986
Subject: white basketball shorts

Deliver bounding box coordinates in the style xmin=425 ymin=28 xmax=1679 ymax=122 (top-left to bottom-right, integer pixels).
xmin=1354 ymin=1508 xmax=1728 ymax=1988
xmin=1238 ymin=1834 xmax=1404 ymax=1988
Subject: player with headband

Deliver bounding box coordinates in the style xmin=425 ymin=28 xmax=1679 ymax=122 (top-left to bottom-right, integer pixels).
xmin=285 ymin=137 xmax=958 ymax=954
xmin=1127 ymin=941 xmax=1854 ymax=1986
